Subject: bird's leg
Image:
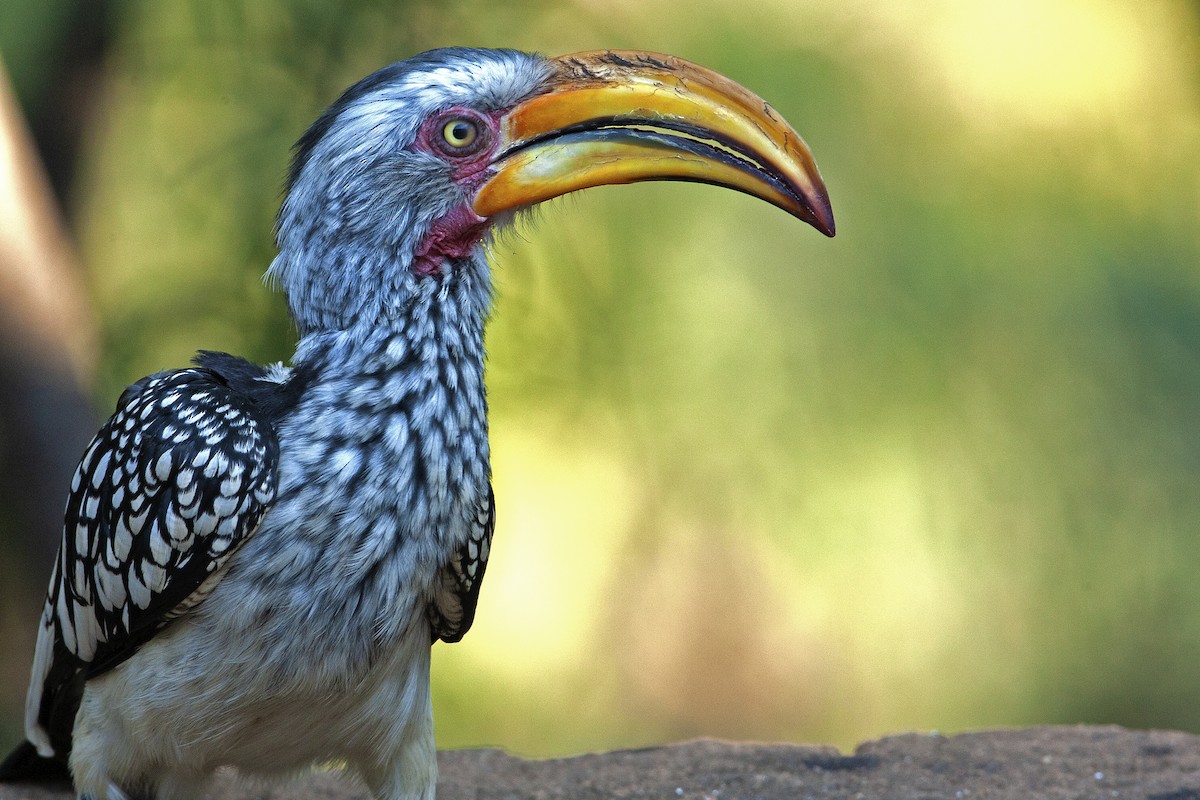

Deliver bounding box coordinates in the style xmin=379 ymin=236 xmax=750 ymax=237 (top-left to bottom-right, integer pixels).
xmin=77 ymin=783 xmax=137 ymax=800
xmin=357 ymin=697 xmax=438 ymax=800
xmin=357 ymin=706 xmax=437 ymax=800
xmin=153 ymin=768 xmax=210 ymax=800
xmin=354 ymin=638 xmax=437 ymax=800
xmin=76 ymin=780 xmax=162 ymax=800
xmin=361 ymin=732 xmax=437 ymax=800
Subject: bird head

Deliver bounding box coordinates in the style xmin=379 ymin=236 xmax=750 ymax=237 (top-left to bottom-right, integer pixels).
xmin=270 ymin=47 xmax=834 ymax=335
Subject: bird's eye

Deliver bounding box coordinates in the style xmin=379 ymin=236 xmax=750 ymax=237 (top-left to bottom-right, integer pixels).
xmin=441 ymin=118 xmax=479 ymax=150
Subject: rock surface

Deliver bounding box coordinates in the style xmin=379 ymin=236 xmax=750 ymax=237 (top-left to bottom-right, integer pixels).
xmin=3 ymin=726 xmax=1200 ymax=799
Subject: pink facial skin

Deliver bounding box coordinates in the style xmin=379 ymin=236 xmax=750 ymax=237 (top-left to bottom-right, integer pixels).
xmin=412 ymin=204 xmax=491 ymax=277
xmin=411 ymin=107 xmax=506 ymax=277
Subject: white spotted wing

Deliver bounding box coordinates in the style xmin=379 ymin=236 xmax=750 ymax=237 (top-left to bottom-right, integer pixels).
xmin=25 ymin=367 xmax=278 ymax=757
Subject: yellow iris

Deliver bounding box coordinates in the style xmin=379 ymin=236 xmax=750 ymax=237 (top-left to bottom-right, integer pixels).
xmin=442 ymin=119 xmax=479 ymax=149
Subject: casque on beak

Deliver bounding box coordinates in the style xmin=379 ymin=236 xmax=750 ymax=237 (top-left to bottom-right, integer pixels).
xmin=473 ymin=50 xmax=835 ymax=237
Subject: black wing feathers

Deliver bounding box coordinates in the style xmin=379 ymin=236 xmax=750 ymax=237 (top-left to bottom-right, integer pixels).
xmin=63 ymin=367 xmax=278 ymax=672
xmin=0 ymin=741 xmax=71 ymax=784
xmin=30 ymin=360 xmax=281 ymax=757
xmin=429 ymin=484 xmax=495 ymax=643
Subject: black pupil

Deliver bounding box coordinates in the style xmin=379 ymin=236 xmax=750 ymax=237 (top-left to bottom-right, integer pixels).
xmin=450 ymin=122 xmax=472 ymax=143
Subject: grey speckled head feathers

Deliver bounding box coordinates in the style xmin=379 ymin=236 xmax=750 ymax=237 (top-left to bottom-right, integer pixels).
xmin=269 ymin=48 xmax=553 ymax=336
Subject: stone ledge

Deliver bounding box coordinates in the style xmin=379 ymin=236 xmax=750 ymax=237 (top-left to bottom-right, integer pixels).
xmin=3 ymin=726 xmax=1199 ymax=799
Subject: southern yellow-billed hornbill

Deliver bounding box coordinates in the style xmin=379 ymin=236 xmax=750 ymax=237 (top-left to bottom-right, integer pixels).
xmin=0 ymin=48 xmax=833 ymax=800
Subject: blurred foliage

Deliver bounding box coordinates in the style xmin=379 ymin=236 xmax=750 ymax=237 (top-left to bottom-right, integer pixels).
xmin=3 ymin=0 xmax=1200 ymax=758
xmin=0 ymin=0 xmax=75 ymax=110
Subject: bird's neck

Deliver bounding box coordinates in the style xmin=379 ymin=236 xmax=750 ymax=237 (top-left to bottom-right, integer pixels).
xmin=285 ymin=244 xmax=492 ymax=379
xmin=271 ymin=221 xmax=496 ymax=334
xmin=270 ymin=248 xmax=493 ymax=636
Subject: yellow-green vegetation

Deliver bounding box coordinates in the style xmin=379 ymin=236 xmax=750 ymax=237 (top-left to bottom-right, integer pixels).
xmin=9 ymin=0 xmax=1200 ymax=756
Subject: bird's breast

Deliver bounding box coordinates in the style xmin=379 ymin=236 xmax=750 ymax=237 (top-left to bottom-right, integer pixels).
xmin=207 ymin=327 xmax=490 ymax=682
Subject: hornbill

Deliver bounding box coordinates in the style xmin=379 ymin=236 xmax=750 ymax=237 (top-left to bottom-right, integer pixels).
xmin=0 ymin=48 xmax=834 ymax=800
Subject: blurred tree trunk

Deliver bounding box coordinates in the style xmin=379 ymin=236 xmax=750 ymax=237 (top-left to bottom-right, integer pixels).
xmin=0 ymin=56 xmax=97 ymax=578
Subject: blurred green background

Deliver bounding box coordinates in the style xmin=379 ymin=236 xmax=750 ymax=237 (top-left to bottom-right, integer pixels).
xmin=1 ymin=0 xmax=1199 ymax=758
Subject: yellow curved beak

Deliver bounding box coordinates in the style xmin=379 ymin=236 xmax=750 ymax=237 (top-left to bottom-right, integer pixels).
xmin=473 ymin=50 xmax=835 ymax=237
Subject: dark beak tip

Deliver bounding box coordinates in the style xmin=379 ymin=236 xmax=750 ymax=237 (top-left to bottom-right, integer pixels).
xmin=815 ymin=214 xmax=836 ymax=238
xmin=806 ymin=198 xmax=836 ymax=238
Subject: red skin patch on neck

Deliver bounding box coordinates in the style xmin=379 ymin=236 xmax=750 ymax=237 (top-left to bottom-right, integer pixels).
xmin=413 ymin=204 xmax=490 ymax=277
